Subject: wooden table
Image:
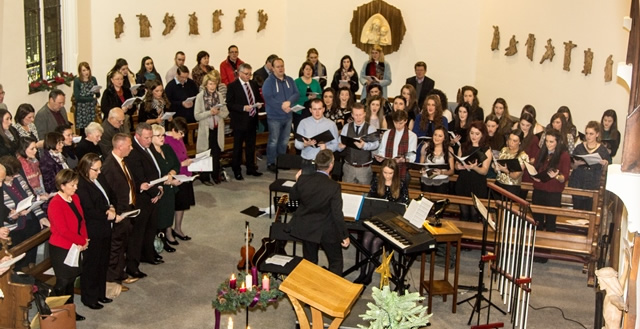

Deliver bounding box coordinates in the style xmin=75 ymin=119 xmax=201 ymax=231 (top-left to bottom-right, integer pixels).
xmin=420 ymin=220 xmax=463 ymax=313
xmin=279 ymin=259 xmax=363 ymax=329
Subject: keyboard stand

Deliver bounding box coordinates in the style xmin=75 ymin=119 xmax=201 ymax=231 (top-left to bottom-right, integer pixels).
xmin=387 ymin=251 xmax=418 ymax=294
xmin=342 ymin=230 xmax=383 ymax=277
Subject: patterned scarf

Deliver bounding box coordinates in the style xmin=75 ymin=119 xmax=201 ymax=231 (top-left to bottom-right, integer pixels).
xmin=203 ymin=90 xmax=219 ymax=128
xmin=366 ymin=61 xmax=385 ymax=80
xmin=385 ymin=129 xmax=409 ymax=177
xmin=18 ymin=156 xmax=44 ymax=195
xmin=49 ymin=150 xmax=70 ymax=169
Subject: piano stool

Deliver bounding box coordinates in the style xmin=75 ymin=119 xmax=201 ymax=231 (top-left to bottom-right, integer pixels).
xmin=419 ymin=220 xmax=463 ymax=314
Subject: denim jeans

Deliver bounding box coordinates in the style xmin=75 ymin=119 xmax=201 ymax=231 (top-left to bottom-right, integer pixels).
xmin=267 ymin=116 xmax=292 ymax=165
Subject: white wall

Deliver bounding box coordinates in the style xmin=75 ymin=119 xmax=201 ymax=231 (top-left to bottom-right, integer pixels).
xmin=0 ymin=0 xmax=630 ymax=161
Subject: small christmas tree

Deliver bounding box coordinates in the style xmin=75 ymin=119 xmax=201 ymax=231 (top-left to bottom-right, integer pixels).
xmin=358 ymin=286 xmax=431 ymax=329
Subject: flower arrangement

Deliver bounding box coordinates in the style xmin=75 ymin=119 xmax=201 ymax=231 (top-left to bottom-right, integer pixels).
xmin=28 ymin=71 xmax=75 ymax=94
xmin=212 ymin=272 xmax=283 ymax=313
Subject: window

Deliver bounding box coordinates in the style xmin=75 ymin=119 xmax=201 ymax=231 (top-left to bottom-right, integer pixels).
xmin=24 ymin=0 xmax=63 ymax=83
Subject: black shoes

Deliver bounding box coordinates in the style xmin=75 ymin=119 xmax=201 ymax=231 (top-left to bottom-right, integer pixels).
xmin=76 ymin=313 xmax=86 ymax=321
xmin=173 ymin=229 xmax=192 ymax=241
xmin=247 ymin=171 xmax=263 ymax=177
xmin=84 ymin=302 xmax=103 ymax=310
xmin=98 ymin=298 xmax=113 ymax=304
xmin=166 ymin=238 xmax=179 ymax=246
xmin=235 ymin=173 xmax=244 ymax=180
xmin=201 ymin=180 xmax=214 ymax=186
xmin=267 ymin=164 xmax=277 ymax=173
xmin=126 ymin=270 xmax=147 ymax=279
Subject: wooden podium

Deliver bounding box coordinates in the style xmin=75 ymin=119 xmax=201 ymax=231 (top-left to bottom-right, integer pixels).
xmin=420 ymin=220 xmax=463 ymax=314
xmin=279 ymin=259 xmax=363 ymax=329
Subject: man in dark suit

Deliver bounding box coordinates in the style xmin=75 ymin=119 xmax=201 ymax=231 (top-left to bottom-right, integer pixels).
xmin=124 ymin=123 xmax=164 ymax=278
xmin=252 ymin=54 xmax=278 ymax=88
xmin=289 ymin=149 xmax=350 ymax=275
xmin=228 ymin=63 xmax=264 ymax=180
xmin=101 ymin=133 xmax=136 ymax=286
xmin=405 ymin=61 xmax=435 ymax=109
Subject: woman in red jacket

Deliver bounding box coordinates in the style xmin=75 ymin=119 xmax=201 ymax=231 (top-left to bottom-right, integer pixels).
xmin=531 ymin=129 xmax=570 ymax=233
xmin=48 ymin=169 xmax=89 ymax=321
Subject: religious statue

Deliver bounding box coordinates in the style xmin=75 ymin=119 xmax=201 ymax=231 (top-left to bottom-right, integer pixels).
xmin=605 ymin=55 xmax=614 ymax=82
xmin=162 ymin=13 xmax=176 ymax=36
xmin=562 ymin=40 xmax=578 ymax=71
xmin=360 ymin=13 xmax=392 ymax=46
xmin=136 ymin=14 xmax=151 ymax=38
xmin=525 ymin=33 xmax=536 ymax=61
xmin=504 ymin=35 xmax=518 ymax=56
xmin=491 ymin=26 xmax=500 ymax=51
xmin=539 ymin=39 xmax=555 ymax=64
xmin=583 ymin=48 xmax=594 ymax=76
xmin=257 ymin=9 xmax=268 ymax=32
xmin=595 ymin=267 xmax=626 ymax=329
xmin=212 ymin=10 xmax=223 ymax=33
xmin=234 ymin=9 xmax=247 ymax=33
xmin=114 ymin=14 xmax=125 ymax=39
xmin=188 ymin=12 xmax=199 ymax=35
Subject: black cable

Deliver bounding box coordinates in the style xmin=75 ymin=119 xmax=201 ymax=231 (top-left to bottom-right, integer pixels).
xmin=529 ymin=304 xmax=588 ymax=329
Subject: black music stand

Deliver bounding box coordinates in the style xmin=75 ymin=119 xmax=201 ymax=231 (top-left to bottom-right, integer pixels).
xmin=457 ymin=194 xmax=505 ymax=326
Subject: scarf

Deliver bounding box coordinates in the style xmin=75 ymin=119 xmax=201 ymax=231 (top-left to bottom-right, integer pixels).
xmin=18 ymin=156 xmax=43 ymax=194
xmin=366 ymin=61 xmax=385 ymax=80
xmin=385 ymin=129 xmax=409 ymax=177
xmin=49 ymin=150 xmax=69 ymax=169
xmin=203 ymin=90 xmax=219 ymax=128
xmin=152 ymin=98 xmax=165 ymax=115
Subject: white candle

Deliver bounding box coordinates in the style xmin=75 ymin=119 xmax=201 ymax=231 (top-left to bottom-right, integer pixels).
xmin=245 ymin=274 xmax=253 ymax=291
xmin=227 ymin=317 xmax=233 ymax=329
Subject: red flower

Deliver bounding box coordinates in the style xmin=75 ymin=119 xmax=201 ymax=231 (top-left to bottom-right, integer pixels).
xmin=54 ymin=77 xmax=65 ymax=83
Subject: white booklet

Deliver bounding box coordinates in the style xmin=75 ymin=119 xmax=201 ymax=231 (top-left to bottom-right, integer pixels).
xmin=188 ymin=156 xmax=212 ymax=172
xmin=250 ymin=102 xmax=263 ymax=108
xmin=72 ymin=136 xmax=82 ymax=144
xmin=192 ymin=150 xmax=211 ymax=162
xmin=161 ymin=112 xmax=176 ymax=120
xmin=282 ymin=180 xmax=295 ymax=187
xmin=0 ymin=253 xmax=25 ymax=268
xmin=290 ymin=104 xmax=305 ymax=112
xmin=15 ymin=196 xmax=44 ymax=214
xmin=265 ymin=254 xmax=293 ymax=266
xmin=173 ymin=174 xmax=199 ymax=182
xmin=129 ymin=84 xmax=142 ymax=93
xmin=121 ymin=96 xmax=143 ymax=108
xmin=90 ymin=85 xmax=102 ymax=93
xmin=404 ymin=198 xmax=434 ymax=229
xmin=120 ymin=209 xmax=141 ymax=218
xmin=63 ymin=244 xmax=82 ymax=267
xmin=185 ymin=96 xmax=197 ymax=103
xmin=149 ymin=175 xmax=169 ymax=187
xmin=339 ymin=80 xmax=350 ymax=87
xmin=573 ymin=152 xmax=603 ymax=166
xmin=342 ymin=193 xmax=365 ymax=219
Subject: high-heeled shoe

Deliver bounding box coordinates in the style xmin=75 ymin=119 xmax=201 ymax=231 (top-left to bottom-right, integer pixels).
xmin=162 ymin=236 xmax=176 ymax=253
xmin=172 ymin=229 xmax=191 ymax=241
xmin=76 ymin=312 xmax=86 ymax=321
xmin=166 ymin=237 xmax=179 ymax=245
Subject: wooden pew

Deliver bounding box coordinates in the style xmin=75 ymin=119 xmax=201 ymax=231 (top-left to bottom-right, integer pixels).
xmin=0 ymin=228 xmax=53 ymax=329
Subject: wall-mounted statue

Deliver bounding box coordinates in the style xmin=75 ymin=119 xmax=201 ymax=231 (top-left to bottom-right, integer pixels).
xmin=360 ymin=13 xmax=392 ymax=46
xmin=582 ymin=48 xmax=594 ymax=76
xmin=525 ymin=34 xmax=535 ymax=61
xmin=539 ymin=39 xmax=555 ymax=64
xmin=491 ymin=26 xmax=500 ymax=51
xmin=605 ymin=55 xmax=614 ymax=82
xmin=257 ymin=9 xmax=268 ymax=32
xmin=212 ymin=10 xmax=223 ymax=33
xmin=136 ymin=14 xmax=151 ymax=38
xmin=595 ymin=267 xmax=626 ymax=329
xmin=235 ymin=9 xmax=247 ymax=33
xmin=114 ymin=14 xmax=125 ymax=39
xmin=162 ymin=13 xmax=176 ymax=36
xmin=504 ymin=35 xmax=518 ymax=56
xmin=188 ymin=12 xmax=199 ymax=35
xmin=562 ymin=41 xmax=578 ymax=71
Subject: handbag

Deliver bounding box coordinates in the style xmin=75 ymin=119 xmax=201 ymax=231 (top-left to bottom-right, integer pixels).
xmin=154 ymin=232 xmax=164 ymax=254
xmin=39 ymin=303 xmax=77 ymax=329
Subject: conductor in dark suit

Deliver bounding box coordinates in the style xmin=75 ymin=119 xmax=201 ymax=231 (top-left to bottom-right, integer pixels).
xmin=101 ymin=133 xmax=136 ymax=286
xmin=228 ymin=63 xmax=264 ymax=180
xmin=289 ymin=149 xmax=350 ymax=275
xmin=124 ymin=123 xmax=164 ymax=277
xmin=405 ymin=61 xmax=435 ymax=109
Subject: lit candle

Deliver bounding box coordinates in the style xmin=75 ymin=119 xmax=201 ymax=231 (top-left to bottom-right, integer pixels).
xmin=239 ymin=282 xmax=246 ymax=293
xmin=262 ymin=275 xmax=270 ymax=291
xmin=251 ymin=267 xmax=258 ymax=286
xmin=245 ymin=274 xmax=253 ymax=292
xmin=229 ymin=274 xmax=236 ymax=289
xmin=227 ymin=317 xmax=233 ymax=329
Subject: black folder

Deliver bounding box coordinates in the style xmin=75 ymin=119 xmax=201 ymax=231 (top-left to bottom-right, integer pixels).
xmin=496 ymin=159 xmax=522 ymax=172
xmin=294 ymin=130 xmax=335 ymax=147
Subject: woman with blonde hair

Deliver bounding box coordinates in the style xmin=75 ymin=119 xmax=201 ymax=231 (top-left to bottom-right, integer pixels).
xmin=359 ymin=45 xmax=392 ymax=99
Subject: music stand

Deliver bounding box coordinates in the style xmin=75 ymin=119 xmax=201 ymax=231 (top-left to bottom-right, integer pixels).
xmin=457 ymin=194 xmax=506 ymax=327
xmin=427 ymin=199 xmax=450 ymax=227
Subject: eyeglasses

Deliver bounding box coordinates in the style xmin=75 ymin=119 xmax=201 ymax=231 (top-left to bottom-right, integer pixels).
xmin=90 ymin=167 xmax=102 ymax=172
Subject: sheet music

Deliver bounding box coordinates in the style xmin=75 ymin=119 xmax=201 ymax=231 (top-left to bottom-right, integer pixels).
xmin=185 ymin=96 xmax=197 ymax=103
xmin=63 ymin=244 xmax=81 ymax=267
xmin=173 ymin=174 xmax=199 ymax=182
xmin=149 ymin=176 xmax=169 ymax=187
xmin=265 ymin=254 xmax=293 ymax=266
xmin=161 ymin=112 xmax=176 ymax=120
xmin=403 ymin=198 xmax=433 ymax=228
xmin=472 ymin=194 xmax=495 ymax=230
xmin=188 ymin=156 xmax=212 ymax=172
xmin=72 ymin=136 xmax=82 ymax=144
xmin=0 ymin=253 xmax=25 ymax=268
xmin=120 ymin=209 xmax=141 ymax=218
xmin=121 ymin=96 xmax=143 ymax=108
xmin=342 ymin=193 xmax=364 ymax=219
xmin=282 ymin=181 xmax=295 ymax=187
xmin=90 ymin=85 xmax=102 ymax=93
xmin=573 ymin=152 xmax=603 ymax=166
xmin=290 ymin=104 xmax=305 ymax=112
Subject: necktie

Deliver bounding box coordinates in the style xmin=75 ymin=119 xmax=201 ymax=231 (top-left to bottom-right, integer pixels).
xmin=355 ymin=125 xmax=360 ymax=135
xmin=245 ymin=82 xmax=256 ymax=117
xmin=121 ymin=159 xmax=136 ymax=206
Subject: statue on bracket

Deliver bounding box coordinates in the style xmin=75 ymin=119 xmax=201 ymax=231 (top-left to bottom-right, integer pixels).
xmin=188 ymin=12 xmax=199 ymax=35
xmin=257 ymin=9 xmax=268 ymax=32
xmin=504 ymin=35 xmax=518 ymax=56
xmin=212 ymin=10 xmax=223 ymax=33
xmin=235 ymin=9 xmax=247 ymax=33
xmin=595 ymin=267 xmax=626 ymax=329
xmin=491 ymin=26 xmax=500 ymax=51
xmin=162 ymin=13 xmax=176 ymax=36
xmin=136 ymin=14 xmax=151 ymax=38
xmin=114 ymin=14 xmax=125 ymax=39
xmin=582 ymin=48 xmax=594 ymax=76
xmin=525 ymin=34 xmax=535 ymax=61
xmin=605 ymin=55 xmax=614 ymax=82
xmin=562 ymin=41 xmax=578 ymax=72
xmin=360 ymin=13 xmax=392 ymax=46
xmin=539 ymin=39 xmax=555 ymax=64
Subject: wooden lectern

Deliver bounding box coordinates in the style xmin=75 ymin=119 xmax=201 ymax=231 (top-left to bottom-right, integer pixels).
xmin=279 ymin=259 xmax=363 ymax=329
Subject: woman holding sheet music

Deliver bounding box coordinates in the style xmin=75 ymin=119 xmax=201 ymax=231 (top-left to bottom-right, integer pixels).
xmin=454 ymin=121 xmax=492 ymax=222
xmin=568 ymin=121 xmax=611 ymax=211
xmin=417 ymin=126 xmax=454 ymax=193
xmin=48 ymin=169 xmax=88 ymax=321
xmin=493 ymin=129 xmax=529 ymax=196
xmin=194 ymin=74 xmax=228 ymax=185
xmin=354 ymin=159 xmax=409 ymax=284
xmin=531 ymin=129 xmax=570 ymax=232
xmin=73 ymin=62 xmax=100 ymax=136
xmin=100 ymin=70 xmax=134 ymax=123
xmin=150 ymin=124 xmax=182 ymax=252
xmin=140 ymin=80 xmax=172 ymax=126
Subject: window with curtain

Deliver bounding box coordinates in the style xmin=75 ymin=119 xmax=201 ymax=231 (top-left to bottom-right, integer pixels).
xmin=24 ymin=0 xmax=63 ymax=83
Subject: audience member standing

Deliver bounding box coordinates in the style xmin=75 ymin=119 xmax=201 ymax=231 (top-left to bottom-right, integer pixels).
xmin=220 ymin=45 xmax=244 ymax=85
xmin=73 ymin=62 xmax=100 ymax=136
xmin=165 ymin=65 xmax=199 ymax=123
xmin=191 ymin=51 xmax=216 ymax=88
xmin=101 ymin=71 xmax=133 ymax=125
xmin=165 ymin=51 xmax=186 ymax=83
xmin=253 ymin=54 xmax=278 ymax=88
xmin=35 ymin=89 xmax=69 ymax=138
